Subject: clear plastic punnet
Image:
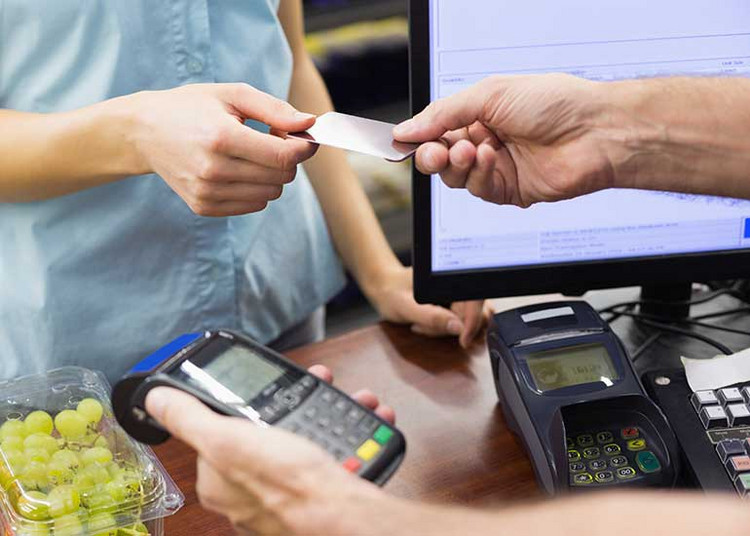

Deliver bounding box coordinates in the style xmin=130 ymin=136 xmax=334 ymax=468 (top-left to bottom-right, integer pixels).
xmin=0 ymin=367 xmax=183 ymax=536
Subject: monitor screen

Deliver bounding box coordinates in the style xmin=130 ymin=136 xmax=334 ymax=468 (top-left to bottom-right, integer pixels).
xmin=426 ymin=0 xmax=750 ymax=274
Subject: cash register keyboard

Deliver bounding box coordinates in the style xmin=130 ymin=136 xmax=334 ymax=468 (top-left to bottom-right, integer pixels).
xmin=567 ymin=426 xmax=662 ymax=487
xmin=691 ymin=384 xmax=750 ymax=497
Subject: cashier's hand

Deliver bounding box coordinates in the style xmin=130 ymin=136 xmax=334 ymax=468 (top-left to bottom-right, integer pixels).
xmin=145 ymin=366 xmax=395 ymax=536
xmin=363 ymin=266 xmax=491 ymax=348
xmin=393 ymin=74 xmax=614 ymax=207
xmin=131 ymin=83 xmax=318 ymax=217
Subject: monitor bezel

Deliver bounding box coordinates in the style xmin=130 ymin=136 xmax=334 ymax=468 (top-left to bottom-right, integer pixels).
xmin=410 ymin=0 xmax=750 ymax=304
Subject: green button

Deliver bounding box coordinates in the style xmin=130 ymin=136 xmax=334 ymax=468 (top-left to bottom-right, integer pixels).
xmin=635 ymin=451 xmax=662 ymax=474
xmin=373 ymin=425 xmax=394 ymax=445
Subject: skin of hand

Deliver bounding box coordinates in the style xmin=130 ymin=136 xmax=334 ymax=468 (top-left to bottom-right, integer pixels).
xmin=393 ymin=74 xmax=615 ymax=208
xmin=279 ymin=0 xmax=488 ymax=347
xmin=130 ymin=83 xmax=320 ymax=217
xmin=144 ymin=365 xmax=397 ymax=536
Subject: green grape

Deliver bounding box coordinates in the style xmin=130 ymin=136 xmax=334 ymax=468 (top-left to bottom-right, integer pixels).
xmin=104 ymin=461 xmax=123 ymax=480
xmin=81 ymin=447 xmax=113 ymax=467
xmin=19 ymin=460 xmax=48 ymax=490
xmin=15 ymin=489 xmax=50 ymax=521
xmin=50 ymin=449 xmax=80 ymax=470
xmin=1 ymin=419 xmax=28 ymax=441
xmin=24 ymin=448 xmax=50 ymax=464
xmin=2 ymin=436 xmax=25 ymax=453
xmin=0 ymin=449 xmax=27 ymax=487
xmin=94 ymin=436 xmax=109 ymax=449
xmin=54 ymin=410 xmax=87 ymax=439
xmin=105 ymin=475 xmax=141 ymax=503
xmin=46 ymin=459 xmax=75 ymax=486
xmin=88 ymin=512 xmax=117 ymax=536
xmin=53 ymin=513 xmax=83 ymax=536
xmin=46 ymin=485 xmax=80 ymax=517
xmin=24 ymin=433 xmax=58 ymax=456
xmin=14 ymin=521 xmax=50 ymax=536
xmin=76 ymin=399 xmax=104 ymax=425
xmin=74 ymin=463 xmax=110 ymax=489
xmin=23 ymin=411 xmax=54 ymax=436
xmin=81 ymin=484 xmax=117 ymax=513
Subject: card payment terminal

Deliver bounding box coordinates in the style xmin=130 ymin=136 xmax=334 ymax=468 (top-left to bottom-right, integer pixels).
xmin=113 ymin=330 xmax=406 ymax=485
xmin=488 ymin=301 xmax=680 ymax=494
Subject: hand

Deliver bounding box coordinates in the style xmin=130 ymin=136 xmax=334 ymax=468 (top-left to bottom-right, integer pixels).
xmin=364 ymin=266 xmax=491 ymax=348
xmin=144 ymin=365 xmax=395 ymax=536
xmin=131 ymin=83 xmax=319 ymax=216
xmin=393 ymin=74 xmax=616 ymax=207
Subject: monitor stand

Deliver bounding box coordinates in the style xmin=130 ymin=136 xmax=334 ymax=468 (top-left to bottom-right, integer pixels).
xmin=639 ymin=282 xmax=693 ymax=320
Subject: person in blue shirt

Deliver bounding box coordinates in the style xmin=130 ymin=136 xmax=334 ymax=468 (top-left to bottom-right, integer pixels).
xmin=0 ymin=0 xmax=487 ymax=382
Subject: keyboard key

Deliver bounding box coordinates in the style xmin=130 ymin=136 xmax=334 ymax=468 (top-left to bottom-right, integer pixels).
xmin=332 ymin=448 xmax=347 ymax=461
xmin=301 ymin=376 xmax=316 ymax=388
xmin=620 ymin=427 xmax=640 ymax=440
xmin=589 ymin=459 xmax=607 ymax=471
xmin=610 ymin=456 xmax=628 ymax=468
xmin=596 ymin=431 xmax=614 ymax=444
xmin=569 ymin=462 xmax=585 ymax=473
xmin=603 ymin=443 xmax=622 ymax=456
xmin=320 ymin=390 xmax=336 ymax=404
xmin=577 ymin=434 xmax=595 ymax=448
xmin=626 ymin=439 xmax=647 ymax=452
xmin=635 ymin=451 xmax=662 ymax=474
xmin=725 ymin=456 xmax=750 ymax=479
xmin=331 ymin=424 xmax=345 ymax=437
xmin=699 ymin=406 xmax=729 ymax=429
xmin=373 ymin=425 xmax=394 ymax=445
xmin=594 ymin=470 xmax=614 ymax=484
xmin=718 ymin=388 xmax=745 ymax=406
xmin=566 ymin=437 xmax=575 ymax=449
xmin=343 ymin=457 xmax=361 ymax=473
xmin=572 ymin=473 xmax=593 ymax=486
xmin=717 ymin=440 xmax=747 ymax=463
xmin=334 ymin=399 xmax=350 ymax=413
xmin=316 ymin=417 xmax=331 ymax=429
xmin=691 ymin=390 xmax=718 ymax=411
xmin=742 ymin=387 xmax=750 ymax=405
xmin=303 ymin=406 xmax=318 ymax=420
xmin=735 ymin=473 xmax=750 ymax=496
xmin=583 ymin=447 xmax=601 ymax=459
xmin=727 ymin=404 xmax=750 ymax=427
xmin=616 ymin=467 xmax=637 ymax=480
xmin=356 ymin=439 xmax=381 ymax=461
xmin=568 ymin=450 xmax=581 ymax=462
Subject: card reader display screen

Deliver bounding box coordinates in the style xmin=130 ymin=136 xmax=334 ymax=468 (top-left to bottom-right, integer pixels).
xmin=524 ymin=344 xmax=619 ymax=392
xmin=199 ymin=345 xmax=286 ymax=403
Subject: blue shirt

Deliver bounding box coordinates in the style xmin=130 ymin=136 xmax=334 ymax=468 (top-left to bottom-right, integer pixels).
xmin=0 ymin=0 xmax=345 ymax=382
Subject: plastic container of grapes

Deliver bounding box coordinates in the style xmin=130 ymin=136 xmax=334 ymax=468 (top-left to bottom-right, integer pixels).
xmin=0 ymin=367 xmax=184 ymax=536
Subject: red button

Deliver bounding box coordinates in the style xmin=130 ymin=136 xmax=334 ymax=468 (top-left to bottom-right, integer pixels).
xmin=621 ymin=427 xmax=639 ymax=440
xmin=343 ymin=457 xmax=362 ymax=473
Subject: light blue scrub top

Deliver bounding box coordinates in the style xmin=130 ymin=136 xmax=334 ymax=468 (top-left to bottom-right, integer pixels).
xmin=0 ymin=1 xmax=345 ymax=382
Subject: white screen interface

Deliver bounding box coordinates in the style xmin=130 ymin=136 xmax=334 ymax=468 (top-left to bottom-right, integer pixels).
xmin=428 ymin=0 xmax=750 ymax=272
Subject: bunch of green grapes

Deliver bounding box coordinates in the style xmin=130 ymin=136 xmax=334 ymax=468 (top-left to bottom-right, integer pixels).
xmin=0 ymin=399 xmax=152 ymax=536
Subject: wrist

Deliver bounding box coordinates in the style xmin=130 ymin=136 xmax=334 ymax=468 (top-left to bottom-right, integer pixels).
xmin=357 ymin=259 xmax=405 ymax=305
xmin=105 ymin=92 xmax=154 ymax=176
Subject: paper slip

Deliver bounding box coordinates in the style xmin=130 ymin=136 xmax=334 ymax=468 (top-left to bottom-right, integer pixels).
xmin=681 ymin=347 xmax=750 ymax=392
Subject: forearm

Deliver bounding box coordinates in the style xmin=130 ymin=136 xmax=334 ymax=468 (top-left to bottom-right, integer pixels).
xmin=337 ymin=491 xmax=750 ymax=536
xmin=289 ymin=54 xmax=401 ymax=292
xmin=600 ymin=77 xmax=750 ymax=199
xmin=0 ymin=98 xmax=147 ymax=202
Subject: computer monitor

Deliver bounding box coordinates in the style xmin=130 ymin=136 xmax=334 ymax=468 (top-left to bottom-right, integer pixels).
xmin=410 ymin=0 xmax=750 ymax=305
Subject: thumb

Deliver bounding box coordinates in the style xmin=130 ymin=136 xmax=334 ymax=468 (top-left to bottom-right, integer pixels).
xmin=406 ymin=302 xmax=465 ymax=337
xmin=221 ymin=83 xmax=316 ymax=132
xmin=393 ymin=78 xmax=500 ymax=142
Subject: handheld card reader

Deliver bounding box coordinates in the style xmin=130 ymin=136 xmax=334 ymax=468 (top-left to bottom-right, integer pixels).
xmin=487 ymin=301 xmax=680 ymax=494
xmin=113 ymin=330 xmax=406 ymax=485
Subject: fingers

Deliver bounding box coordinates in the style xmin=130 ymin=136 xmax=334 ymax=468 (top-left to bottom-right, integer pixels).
xmin=351 ymin=390 xmax=396 ymax=425
xmin=414 ymin=142 xmax=449 ymax=175
xmin=407 ymin=302 xmax=464 ymax=338
xmin=464 ymin=143 xmax=497 ymax=201
xmin=452 ymin=301 xmax=486 ymax=348
xmin=307 ymin=364 xmax=333 ymax=384
xmin=222 ymin=124 xmax=318 ymax=170
xmin=394 ymin=79 xmax=500 ymax=142
xmin=221 ymin=83 xmax=316 ymax=133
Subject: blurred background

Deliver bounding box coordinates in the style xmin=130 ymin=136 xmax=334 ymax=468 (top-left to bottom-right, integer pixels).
xmin=302 ymin=0 xmax=412 ymax=333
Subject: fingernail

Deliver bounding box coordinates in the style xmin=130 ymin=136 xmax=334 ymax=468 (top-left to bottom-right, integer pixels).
xmin=145 ymin=388 xmax=168 ymax=421
xmin=294 ymin=111 xmax=316 ymax=121
xmin=447 ymin=319 xmax=463 ymax=335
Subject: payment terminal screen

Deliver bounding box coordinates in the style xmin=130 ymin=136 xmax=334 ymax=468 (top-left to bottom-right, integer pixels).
xmin=525 ymin=344 xmax=619 ymax=392
xmin=428 ymin=0 xmax=750 ymax=272
xmin=202 ymin=345 xmax=285 ymax=402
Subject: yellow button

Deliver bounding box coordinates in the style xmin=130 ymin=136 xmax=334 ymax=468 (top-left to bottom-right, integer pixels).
xmin=356 ymin=439 xmax=381 ymax=461
xmin=626 ymin=439 xmax=646 ymax=452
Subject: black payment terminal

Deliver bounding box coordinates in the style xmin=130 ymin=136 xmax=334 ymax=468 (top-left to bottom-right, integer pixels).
xmin=113 ymin=330 xmax=406 ymax=485
xmin=487 ymin=301 xmax=680 ymax=494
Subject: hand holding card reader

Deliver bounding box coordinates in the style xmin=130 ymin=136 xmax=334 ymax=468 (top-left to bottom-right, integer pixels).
xmin=113 ymin=330 xmax=406 ymax=485
xmin=487 ymin=301 xmax=680 ymax=494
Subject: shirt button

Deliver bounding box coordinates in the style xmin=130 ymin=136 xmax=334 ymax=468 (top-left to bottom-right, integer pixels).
xmin=187 ymin=57 xmax=204 ymax=74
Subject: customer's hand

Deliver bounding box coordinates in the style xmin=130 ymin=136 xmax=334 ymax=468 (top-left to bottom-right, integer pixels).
xmin=145 ymin=365 xmax=395 ymax=536
xmin=394 ymin=74 xmax=616 ymax=207
xmin=364 ymin=265 xmax=491 ymax=348
xmin=131 ymin=83 xmax=318 ymax=216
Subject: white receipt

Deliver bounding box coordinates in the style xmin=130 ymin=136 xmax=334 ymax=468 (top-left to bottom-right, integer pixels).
xmin=681 ymin=347 xmax=750 ymax=392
